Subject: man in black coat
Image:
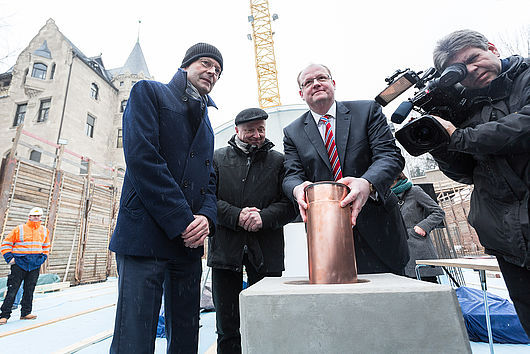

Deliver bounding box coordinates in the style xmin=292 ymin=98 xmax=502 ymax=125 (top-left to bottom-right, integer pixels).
xmin=430 ymin=29 xmax=530 ymax=336
xmin=208 ymin=108 xmax=296 ymax=354
xmin=282 ymin=63 xmax=409 ymax=275
xmin=109 ymin=43 xmax=222 ymax=353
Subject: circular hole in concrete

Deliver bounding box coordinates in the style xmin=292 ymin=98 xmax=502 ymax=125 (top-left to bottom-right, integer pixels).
xmin=283 ymin=279 xmax=370 ymax=285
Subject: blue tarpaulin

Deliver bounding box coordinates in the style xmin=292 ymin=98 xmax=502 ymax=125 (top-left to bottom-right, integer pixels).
xmin=157 ymin=302 xmax=166 ymax=338
xmin=456 ymin=286 xmax=529 ymax=344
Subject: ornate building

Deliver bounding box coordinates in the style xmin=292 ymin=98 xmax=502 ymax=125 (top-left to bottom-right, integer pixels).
xmin=0 ymin=18 xmax=151 ymax=174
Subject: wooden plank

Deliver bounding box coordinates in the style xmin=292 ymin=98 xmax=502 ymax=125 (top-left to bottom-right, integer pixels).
xmin=34 ymin=281 xmax=71 ymax=293
xmin=416 ymin=257 xmax=499 ymax=272
xmin=0 ymin=303 xmax=116 ymax=338
xmin=52 ymin=329 xmax=114 ymax=354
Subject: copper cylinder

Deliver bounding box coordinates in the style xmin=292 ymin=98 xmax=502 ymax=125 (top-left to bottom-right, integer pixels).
xmin=305 ymin=182 xmax=358 ymax=284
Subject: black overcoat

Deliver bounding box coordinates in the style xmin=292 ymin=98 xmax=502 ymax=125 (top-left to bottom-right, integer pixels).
xmin=208 ymin=137 xmax=296 ymax=273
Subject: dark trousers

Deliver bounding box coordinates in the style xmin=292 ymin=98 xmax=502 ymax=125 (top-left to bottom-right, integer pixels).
xmin=0 ymin=264 xmax=39 ymax=319
xmin=496 ymin=257 xmax=530 ymax=337
xmin=212 ymin=259 xmax=281 ymax=354
xmin=110 ymin=254 xmax=202 ymax=354
xmin=354 ymin=231 xmax=404 ymax=275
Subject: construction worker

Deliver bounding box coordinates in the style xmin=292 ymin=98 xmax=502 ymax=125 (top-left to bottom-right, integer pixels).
xmin=0 ymin=206 xmax=50 ymax=324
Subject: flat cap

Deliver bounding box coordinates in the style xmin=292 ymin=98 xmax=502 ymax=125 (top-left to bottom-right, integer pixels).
xmin=235 ymin=108 xmax=268 ymax=125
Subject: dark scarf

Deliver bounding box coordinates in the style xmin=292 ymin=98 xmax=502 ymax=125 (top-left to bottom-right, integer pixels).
xmin=391 ymin=178 xmax=412 ymax=195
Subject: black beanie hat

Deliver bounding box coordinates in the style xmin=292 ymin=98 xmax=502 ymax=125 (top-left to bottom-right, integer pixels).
xmin=235 ymin=108 xmax=268 ymax=126
xmin=180 ymin=43 xmax=223 ymax=72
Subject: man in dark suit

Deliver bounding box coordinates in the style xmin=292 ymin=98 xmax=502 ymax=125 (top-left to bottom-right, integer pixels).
xmin=282 ymin=63 xmax=409 ymax=274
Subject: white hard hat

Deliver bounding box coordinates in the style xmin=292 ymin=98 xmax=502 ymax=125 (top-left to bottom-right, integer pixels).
xmin=29 ymin=207 xmax=44 ymax=216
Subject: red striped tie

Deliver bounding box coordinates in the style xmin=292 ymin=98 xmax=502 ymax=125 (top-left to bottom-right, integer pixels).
xmin=320 ymin=115 xmax=343 ymax=181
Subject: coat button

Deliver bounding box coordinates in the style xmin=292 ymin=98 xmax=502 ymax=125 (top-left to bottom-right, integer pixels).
xmin=181 ymin=96 xmax=188 ymax=102
xmin=190 ymin=151 xmax=195 ymax=158
xmin=205 ymin=160 xmax=210 ymax=166
xmin=200 ymin=188 xmax=206 ymax=195
xmin=182 ymin=180 xmax=189 ymax=188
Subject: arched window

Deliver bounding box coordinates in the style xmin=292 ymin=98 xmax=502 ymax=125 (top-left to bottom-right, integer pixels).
xmin=120 ymin=100 xmax=128 ymax=113
xmin=29 ymin=149 xmax=42 ymax=163
xmin=31 ymin=63 xmax=47 ymax=80
xmin=90 ymin=83 xmax=99 ymax=100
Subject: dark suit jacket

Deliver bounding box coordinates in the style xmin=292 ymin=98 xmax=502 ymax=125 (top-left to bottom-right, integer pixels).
xmin=282 ymin=100 xmax=409 ymax=272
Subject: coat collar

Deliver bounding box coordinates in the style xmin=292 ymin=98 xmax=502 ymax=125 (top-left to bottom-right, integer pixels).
xmin=228 ymin=134 xmax=274 ymax=155
xmin=168 ymin=68 xmax=218 ymax=109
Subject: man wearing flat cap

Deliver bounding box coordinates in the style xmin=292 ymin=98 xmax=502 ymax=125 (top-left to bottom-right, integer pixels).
xmin=208 ymin=108 xmax=296 ymax=353
xmin=110 ymin=42 xmax=223 ymax=353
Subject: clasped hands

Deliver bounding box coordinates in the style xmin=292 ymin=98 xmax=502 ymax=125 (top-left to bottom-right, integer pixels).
xmin=239 ymin=207 xmax=262 ymax=232
xmin=293 ymin=177 xmax=371 ymax=226
xmin=181 ymin=214 xmax=210 ymax=248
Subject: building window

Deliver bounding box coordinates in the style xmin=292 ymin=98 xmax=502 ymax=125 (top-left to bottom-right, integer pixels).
xmin=80 ymin=160 xmax=89 ymax=174
xmin=13 ymin=103 xmax=27 ymax=127
xmin=120 ymin=100 xmax=128 ymax=113
xmin=50 ymin=63 xmax=56 ymax=79
xmin=90 ymin=83 xmax=99 ymax=100
xmin=31 ymin=63 xmax=47 ymax=80
xmin=37 ymin=99 xmax=51 ymax=122
xmin=119 ymin=81 xmax=124 ymax=87
xmin=86 ymin=114 xmax=95 ymax=137
xmin=116 ymin=129 xmax=123 ymax=148
xmin=29 ymin=150 xmax=42 ymax=163
xmin=131 ymin=81 xmax=137 ymax=85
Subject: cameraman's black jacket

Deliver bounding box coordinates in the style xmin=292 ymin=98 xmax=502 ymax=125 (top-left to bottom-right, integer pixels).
xmin=431 ymin=55 xmax=530 ymax=268
xmin=207 ymin=136 xmax=296 ymax=273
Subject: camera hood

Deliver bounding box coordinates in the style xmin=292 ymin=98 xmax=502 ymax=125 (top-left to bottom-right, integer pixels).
xmin=395 ymin=115 xmax=450 ymax=156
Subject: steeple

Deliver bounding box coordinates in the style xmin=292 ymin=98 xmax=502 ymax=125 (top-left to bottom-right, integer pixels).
xmin=121 ymin=41 xmax=151 ymax=78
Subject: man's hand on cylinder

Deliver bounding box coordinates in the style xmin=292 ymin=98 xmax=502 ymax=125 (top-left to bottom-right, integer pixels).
xmin=293 ymin=181 xmax=312 ymax=222
xmin=337 ymin=177 xmax=371 ymax=226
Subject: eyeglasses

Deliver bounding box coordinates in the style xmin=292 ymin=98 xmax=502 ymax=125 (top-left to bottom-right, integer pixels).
xmin=300 ymin=75 xmax=332 ymax=89
xmin=199 ymin=58 xmax=222 ymax=78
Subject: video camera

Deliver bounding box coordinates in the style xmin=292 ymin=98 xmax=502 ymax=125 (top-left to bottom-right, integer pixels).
xmin=375 ymin=63 xmax=468 ymax=156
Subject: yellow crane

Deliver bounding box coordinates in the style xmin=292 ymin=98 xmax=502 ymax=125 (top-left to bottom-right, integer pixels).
xmin=248 ymin=0 xmax=281 ymax=108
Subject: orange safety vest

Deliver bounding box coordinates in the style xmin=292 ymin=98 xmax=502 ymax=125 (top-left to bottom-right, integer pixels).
xmin=0 ymin=220 xmax=50 ymax=256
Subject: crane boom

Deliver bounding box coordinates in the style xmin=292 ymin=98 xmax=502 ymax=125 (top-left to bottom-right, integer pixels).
xmin=249 ymin=0 xmax=281 ymax=108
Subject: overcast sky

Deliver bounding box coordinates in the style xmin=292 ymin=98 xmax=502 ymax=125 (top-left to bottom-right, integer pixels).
xmin=1 ymin=0 xmax=528 ymax=128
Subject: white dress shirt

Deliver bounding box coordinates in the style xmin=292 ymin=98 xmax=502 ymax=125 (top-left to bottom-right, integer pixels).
xmin=310 ymin=101 xmax=337 ymax=142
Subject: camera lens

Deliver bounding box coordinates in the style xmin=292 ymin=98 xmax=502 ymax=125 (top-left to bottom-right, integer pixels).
xmin=411 ymin=125 xmax=433 ymax=145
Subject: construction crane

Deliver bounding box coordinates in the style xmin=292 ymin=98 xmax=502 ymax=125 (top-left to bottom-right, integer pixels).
xmin=248 ymin=0 xmax=281 ymax=108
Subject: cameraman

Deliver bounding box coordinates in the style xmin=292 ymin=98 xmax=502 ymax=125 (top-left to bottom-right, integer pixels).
xmin=430 ymin=29 xmax=530 ymax=336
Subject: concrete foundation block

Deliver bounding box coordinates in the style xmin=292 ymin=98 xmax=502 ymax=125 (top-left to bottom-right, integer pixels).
xmin=240 ymin=274 xmax=471 ymax=354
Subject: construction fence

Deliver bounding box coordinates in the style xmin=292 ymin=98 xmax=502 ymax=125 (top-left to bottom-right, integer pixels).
xmin=0 ymin=125 xmax=122 ymax=285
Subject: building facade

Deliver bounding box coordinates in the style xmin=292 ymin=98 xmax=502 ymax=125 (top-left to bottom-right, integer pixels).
xmin=0 ymin=18 xmax=151 ymax=175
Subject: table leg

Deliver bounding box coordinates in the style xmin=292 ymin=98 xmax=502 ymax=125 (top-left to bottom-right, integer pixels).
xmin=479 ymin=269 xmax=494 ymax=354
xmin=415 ymin=264 xmax=426 ymax=280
